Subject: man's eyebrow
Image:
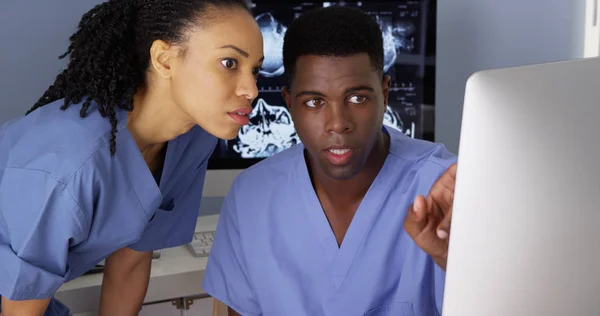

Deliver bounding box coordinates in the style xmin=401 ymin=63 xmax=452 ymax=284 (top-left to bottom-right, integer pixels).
xmin=295 ymin=90 xmax=326 ymax=98
xmin=344 ymin=85 xmax=375 ymax=94
xmin=220 ymin=45 xmax=249 ymax=58
xmin=294 ymin=85 xmax=375 ymax=98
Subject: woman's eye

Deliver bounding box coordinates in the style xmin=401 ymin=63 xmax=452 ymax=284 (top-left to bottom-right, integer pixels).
xmin=305 ymin=99 xmax=324 ymax=108
xmin=348 ymin=95 xmax=367 ymax=104
xmin=252 ymin=67 xmax=262 ymax=76
xmin=221 ymin=59 xmax=237 ymax=69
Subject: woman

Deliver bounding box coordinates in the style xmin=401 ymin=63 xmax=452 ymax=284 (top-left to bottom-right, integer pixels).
xmin=0 ymin=0 xmax=263 ymax=315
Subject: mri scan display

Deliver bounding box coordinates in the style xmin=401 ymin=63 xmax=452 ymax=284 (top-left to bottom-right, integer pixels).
xmin=231 ymin=103 xmax=412 ymax=159
xmin=234 ymin=96 xmax=300 ymax=158
xmin=323 ymin=1 xmax=421 ymax=73
xmin=380 ymin=17 xmax=418 ymax=72
xmin=211 ymin=91 xmax=420 ymax=160
xmin=209 ymin=1 xmax=429 ymax=165
xmin=255 ymin=12 xmax=286 ymax=78
xmin=250 ymin=2 xmax=318 ymax=90
xmin=251 ymin=1 xmax=420 ymax=87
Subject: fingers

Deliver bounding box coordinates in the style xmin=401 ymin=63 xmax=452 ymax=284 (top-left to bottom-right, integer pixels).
xmin=436 ymin=208 xmax=452 ymax=240
xmin=413 ymin=195 xmax=428 ymax=221
xmin=431 ymin=163 xmax=457 ymax=193
xmin=428 ymin=163 xmax=458 ymax=216
xmin=404 ymin=195 xmax=428 ymax=238
xmin=405 ymin=194 xmax=452 ymax=241
xmin=447 ymin=163 xmax=457 ymax=180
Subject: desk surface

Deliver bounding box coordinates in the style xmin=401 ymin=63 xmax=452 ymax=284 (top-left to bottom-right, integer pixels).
xmin=55 ymin=214 xmax=220 ymax=313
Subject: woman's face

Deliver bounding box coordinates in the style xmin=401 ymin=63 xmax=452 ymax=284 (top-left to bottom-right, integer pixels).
xmin=168 ymin=8 xmax=264 ymax=140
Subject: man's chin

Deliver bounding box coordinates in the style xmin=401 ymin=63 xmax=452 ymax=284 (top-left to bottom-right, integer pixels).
xmin=321 ymin=161 xmax=361 ymax=181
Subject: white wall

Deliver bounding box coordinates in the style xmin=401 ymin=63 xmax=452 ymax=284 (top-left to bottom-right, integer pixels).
xmin=436 ymin=0 xmax=586 ymax=154
xmin=0 ymin=0 xmax=103 ymax=124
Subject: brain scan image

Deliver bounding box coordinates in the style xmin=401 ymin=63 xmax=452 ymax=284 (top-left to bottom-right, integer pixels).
xmin=255 ymin=12 xmax=286 ymax=78
xmin=212 ymin=99 xmax=418 ymax=161
xmin=209 ymin=1 xmax=425 ymax=163
xmin=321 ymin=2 xmax=419 ymax=74
xmin=234 ymin=98 xmax=300 ymax=158
xmin=378 ymin=17 xmax=417 ymax=73
xmin=383 ymin=105 xmax=404 ymax=132
xmin=392 ymin=20 xmax=417 ymax=54
xmin=234 ymin=103 xmax=412 ymax=159
xmin=382 ymin=25 xmax=399 ymax=73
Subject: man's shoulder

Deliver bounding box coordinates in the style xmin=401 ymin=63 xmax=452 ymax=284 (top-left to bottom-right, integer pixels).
xmin=387 ymin=128 xmax=457 ymax=170
xmin=232 ymin=144 xmax=304 ymax=190
xmin=384 ymin=128 xmax=457 ymax=196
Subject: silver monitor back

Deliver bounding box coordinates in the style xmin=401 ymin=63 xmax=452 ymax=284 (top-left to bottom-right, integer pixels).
xmin=442 ymin=57 xmax=600 ymax=316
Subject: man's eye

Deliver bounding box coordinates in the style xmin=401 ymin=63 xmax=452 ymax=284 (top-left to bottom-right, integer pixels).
xmin=221 ymin=59 xmax=238 ymax=69
xmin=348 ymin=95 xmax=367 ymax=104
xmin=305 ymin=99 xmax=324 ymax=108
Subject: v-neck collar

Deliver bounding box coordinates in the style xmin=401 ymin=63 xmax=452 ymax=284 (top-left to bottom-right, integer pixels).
xmin=114 ymin=109 xmax=177 ymax=219
xmin=296 ymin=127 xmax=398 ymax=290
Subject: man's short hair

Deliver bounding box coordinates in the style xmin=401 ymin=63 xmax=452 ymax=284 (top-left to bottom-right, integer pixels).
xmin=282 ymin=5 xmax=384 ymax=85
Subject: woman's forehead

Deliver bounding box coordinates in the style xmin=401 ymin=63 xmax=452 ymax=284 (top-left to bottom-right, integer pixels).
xmin=186 ymin=11 xmax=263 ymax=59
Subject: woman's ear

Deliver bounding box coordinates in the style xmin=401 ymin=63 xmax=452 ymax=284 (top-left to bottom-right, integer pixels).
xmin=149 ymin=39 xmax=175 ymax=79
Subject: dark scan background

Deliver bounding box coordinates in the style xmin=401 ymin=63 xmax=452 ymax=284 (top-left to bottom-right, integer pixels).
xmin=211 ymin=1 xmax=427 ymax=161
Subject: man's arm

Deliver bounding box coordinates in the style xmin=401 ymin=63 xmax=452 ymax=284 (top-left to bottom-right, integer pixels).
xmin=0 ymin=297 xmax=50 ymax=316
xmin=98 ymin=247 xmax=153 ymax=316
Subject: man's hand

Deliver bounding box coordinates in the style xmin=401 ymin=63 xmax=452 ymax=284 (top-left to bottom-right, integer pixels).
xmin=404 ymin=163 xmax=457 ymax=270
xmin=98 ymin=247 xmax=152 ymax=316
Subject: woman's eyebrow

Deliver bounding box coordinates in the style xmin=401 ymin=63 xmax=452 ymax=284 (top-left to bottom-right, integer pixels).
xmin=220 ymin=44 xmax=264 ymax=62
xmin=220 ymin=44 xmax=248 ymax=58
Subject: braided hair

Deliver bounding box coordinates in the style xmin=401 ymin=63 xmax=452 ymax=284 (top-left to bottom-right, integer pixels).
xmin=26 ymin=0 xmax=249 ymax=155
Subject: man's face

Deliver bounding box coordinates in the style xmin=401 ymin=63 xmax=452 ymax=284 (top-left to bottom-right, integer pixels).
xmin=282 ymin=54 xmax=390 ymax=180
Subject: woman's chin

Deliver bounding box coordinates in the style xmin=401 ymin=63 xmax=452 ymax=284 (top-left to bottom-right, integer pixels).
xmin=210 ymin=125 xmax=243 ymax=140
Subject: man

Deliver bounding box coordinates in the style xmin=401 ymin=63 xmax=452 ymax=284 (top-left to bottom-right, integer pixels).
xmin=203 ymin=5 xmax=457 ymax=316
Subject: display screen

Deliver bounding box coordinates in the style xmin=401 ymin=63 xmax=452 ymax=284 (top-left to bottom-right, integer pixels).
xmin=208 ymin=0 xmax=433 ymax=169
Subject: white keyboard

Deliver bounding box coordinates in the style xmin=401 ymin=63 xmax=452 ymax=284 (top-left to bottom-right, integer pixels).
xmin=187 ymin=230 xmax=215 ymax=257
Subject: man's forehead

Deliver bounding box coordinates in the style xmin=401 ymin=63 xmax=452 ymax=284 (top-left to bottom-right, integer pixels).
xmin=293 ymin=54 xmax=377 ymax=88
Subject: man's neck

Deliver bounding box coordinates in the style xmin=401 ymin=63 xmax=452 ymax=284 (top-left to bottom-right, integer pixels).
xmin=310 ymin=132 xmax=390 ymax=205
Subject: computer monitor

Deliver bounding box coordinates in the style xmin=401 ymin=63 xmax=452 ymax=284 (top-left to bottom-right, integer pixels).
xmin=442 ymin=57 xmax=600 ymax=315
xmin=205 ymin=0 xmax=437 ymax=198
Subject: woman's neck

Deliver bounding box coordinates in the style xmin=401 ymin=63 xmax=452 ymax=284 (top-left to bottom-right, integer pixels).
xmin=127 ymin=87 xmax=194 ymax=152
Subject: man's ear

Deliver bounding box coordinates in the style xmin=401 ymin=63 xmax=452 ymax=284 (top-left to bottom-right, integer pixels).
xmin=381 ymin=75 xmax=391 ymax=108
xmin=149 ymin=39 xmax=176 ymax=79
xmin=282 ymin=86 xmax=292 ymax=114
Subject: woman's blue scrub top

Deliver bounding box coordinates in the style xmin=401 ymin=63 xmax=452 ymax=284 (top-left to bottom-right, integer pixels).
xmin=0 ymin=99 xmax=216 ymax=302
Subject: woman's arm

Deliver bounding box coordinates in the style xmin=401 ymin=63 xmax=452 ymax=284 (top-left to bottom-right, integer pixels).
xmin=0 ymin=169 xmax=87 ymax=316
xmin=0 ymin=297 xmax=51 ymax=316
xmin=98 ymin=247 xmax=153 ymax=316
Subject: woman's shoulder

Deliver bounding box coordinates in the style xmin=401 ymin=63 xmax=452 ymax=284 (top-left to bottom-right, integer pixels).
xmin=0 ymin=99 xmax=125 ymax=183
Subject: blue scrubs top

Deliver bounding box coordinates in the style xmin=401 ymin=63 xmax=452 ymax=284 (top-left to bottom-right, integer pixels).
xmin=203 ymin=127 xmax=457 ymax=316
xmin=0 ymin=100 xmax=216 ymax=310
